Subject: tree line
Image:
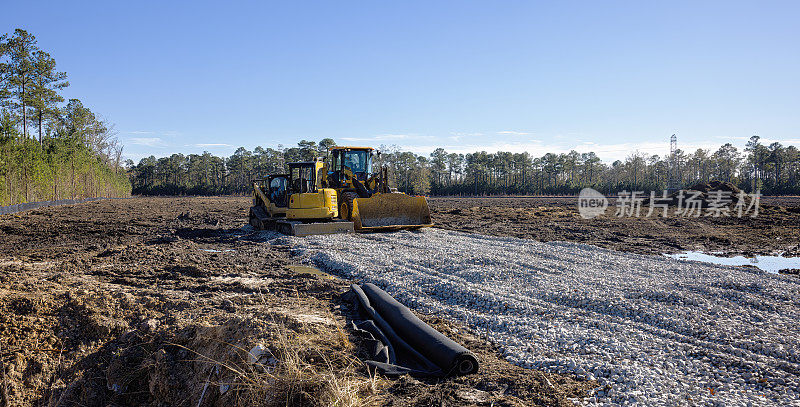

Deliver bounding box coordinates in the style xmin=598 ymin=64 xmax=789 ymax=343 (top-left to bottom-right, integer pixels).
xmin=126 ymin=136 xmax=800 ymax=196
xmin=0 ymin=29 xmax=130 ymax=206
xmin=126 ymin=139 xmax=337 ymax=195
xmin=424 ymin=136 xmax=799 ymax=196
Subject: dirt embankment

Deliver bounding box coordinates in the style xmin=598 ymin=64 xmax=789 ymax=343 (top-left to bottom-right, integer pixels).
xmin=428 ymin=196 xmax=800 ymax=257
xmin=0 ymin=197 xmax=589 ymax=406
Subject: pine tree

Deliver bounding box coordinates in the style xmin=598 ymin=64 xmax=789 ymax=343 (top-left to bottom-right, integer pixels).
xmin=29 ymin=50 xmax=68 ymax=145
xmin=318 ymin=138 xmax=336 ymax=155
xmin=6 ymin=29 xmax=39 ymax=140
xmin=0 ymin=33 xmax=12 ymax=112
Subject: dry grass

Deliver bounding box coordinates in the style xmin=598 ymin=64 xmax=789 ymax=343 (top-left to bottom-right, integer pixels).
xmin=254 ymin=324 xmax=382 ymax=407
xmin=176 ymin=315 xmax=384 ymax=407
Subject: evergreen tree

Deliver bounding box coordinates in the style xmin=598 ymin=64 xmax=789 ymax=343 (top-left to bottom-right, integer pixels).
xmin=0 ymin=33 xmax=11 ymax=112
xmin=29 ymin=49 xmax=68 ymax=145
xmin=5 ymin=29 xmax=38 ymax=139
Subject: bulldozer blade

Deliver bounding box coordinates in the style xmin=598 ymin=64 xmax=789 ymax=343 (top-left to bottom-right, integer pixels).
xmin=351 ymin=193 xmax=433 ymax=231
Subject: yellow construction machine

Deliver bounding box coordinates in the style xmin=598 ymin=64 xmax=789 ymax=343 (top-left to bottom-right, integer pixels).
xmin=249 ymin=159 xmax=354 ymax=236
xmin=248 ymin=146 xmax=432 ymax=235
xmin=324 ymin=146 xmax=432 ymax=231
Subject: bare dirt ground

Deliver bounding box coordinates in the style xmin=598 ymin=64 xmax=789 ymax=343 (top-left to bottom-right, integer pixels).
xmin=4 ymin=194 xmax=795 ymax=406
xmin=0 ymin=197 xmax=590 ymax=407
xmin=428 ymin=196 xmax=800 ymax=258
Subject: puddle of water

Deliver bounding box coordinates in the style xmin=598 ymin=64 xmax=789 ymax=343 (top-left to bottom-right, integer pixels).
xmin=665 ymin=251 xmax=800 ymax=274
xmin=287 ymin=265 xmax=331 ymax=278
xmin=201 ymin=249 xmax=236 ymax=253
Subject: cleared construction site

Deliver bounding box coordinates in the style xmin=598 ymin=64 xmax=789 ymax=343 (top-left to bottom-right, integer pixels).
xmin=1 ymin=188 xmax=799 ymax=406
xmin=2 ymin=4 xmax=800 ymax=405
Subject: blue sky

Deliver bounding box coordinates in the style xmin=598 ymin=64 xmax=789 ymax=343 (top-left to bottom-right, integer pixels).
xmin=3 ymin=1 xmax=799 ymax=162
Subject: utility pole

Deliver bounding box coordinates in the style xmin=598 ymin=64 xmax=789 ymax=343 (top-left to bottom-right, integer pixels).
xmin=667 ymin=134 xmax=680 ymax=193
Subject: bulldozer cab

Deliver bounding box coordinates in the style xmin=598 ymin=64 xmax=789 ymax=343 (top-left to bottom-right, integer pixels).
xmin=267 ymin=174 xmax=289 ymax=207
xmin=289 ymin=162 xmax=316 ymax=193
xmin=288 ymin=159 xmax=326 ymax=191
xmin=328 ymin=147 xmax=374 ymax=187
xmin=257 ymin=160 xmax=321 ymax=208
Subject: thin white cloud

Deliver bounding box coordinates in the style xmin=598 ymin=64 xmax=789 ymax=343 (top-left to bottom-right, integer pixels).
xmin=125 ymin=130 xmax=182 ymax=137
xmin=194 ymin=143 xmax=233 ymax=148
xmin=441 ymin=132 xmax=483 ymax=143
xmin=757 ymin=137 xmax=800 ymax=146
xmin=713 ymin=135 xmax=752 ymax=141
xmin=121 ymin=152 xmax=151 ymax=163
xmin=396 ymin=139 xmax=730 ymax=163
xmin=375 ymin=134 xmax=411 ymax=140
xmin=497 ymin=130 xmax=531 ymax=136
xmin=129 ymin=137 xmax=167 ymax=147
xmin=450 ymin=132 xmax=484 ymax=137
xmin=341 ymin=134 xmax=418 ymax=142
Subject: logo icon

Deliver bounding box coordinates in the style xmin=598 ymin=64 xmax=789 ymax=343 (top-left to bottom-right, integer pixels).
xmin=578 ymin=188 xmax=608 ymax=219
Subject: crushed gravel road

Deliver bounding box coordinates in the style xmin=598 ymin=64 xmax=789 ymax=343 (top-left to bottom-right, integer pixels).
xmin=274 ymin=228 xmax=800 ymax=406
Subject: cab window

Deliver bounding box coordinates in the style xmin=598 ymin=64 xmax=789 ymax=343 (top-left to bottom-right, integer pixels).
xmin=268 ymin=176 xmax=288 ymax=206
xmin=331 ymin=151 xmax=340 ymax=171
xmin=343 ymin=150 xmax=369 ymax=173
xmin=291 ymin=166 xmax=314 ymax=193
xmin=269 ymin=176 xmax=287 ymax=191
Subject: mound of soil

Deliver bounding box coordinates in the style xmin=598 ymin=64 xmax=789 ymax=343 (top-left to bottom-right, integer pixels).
xmin=642 ymin=180 xmax=744 ymax=207
xmin=689 ymin=180 xmax=741 ymax=194
xmin=656 ymin=181 xmax=749 ymax=208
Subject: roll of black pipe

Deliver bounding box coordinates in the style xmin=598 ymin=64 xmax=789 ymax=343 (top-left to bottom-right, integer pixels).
xmin=359 ymin=283 xmax=479 ymax=376
xmin=349 ymin=284 xmax=442 ymax=376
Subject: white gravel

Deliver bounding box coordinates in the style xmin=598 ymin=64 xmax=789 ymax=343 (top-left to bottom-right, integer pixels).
xmin=266 ymin=228 xmax=800 ymax=406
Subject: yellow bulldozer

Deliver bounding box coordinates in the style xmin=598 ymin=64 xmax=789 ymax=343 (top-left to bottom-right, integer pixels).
xmin=249 ymin=146 xmax=432 ymax=236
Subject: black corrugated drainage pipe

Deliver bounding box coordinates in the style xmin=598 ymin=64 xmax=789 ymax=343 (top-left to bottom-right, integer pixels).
xmin=347 ymin=282 xmax=479 ymax=377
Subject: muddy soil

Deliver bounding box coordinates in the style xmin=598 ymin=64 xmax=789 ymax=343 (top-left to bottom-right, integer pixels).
xmin=0 ymin=197 xmax=590 ymax=406
xmin=428 ymin=196 xmax=800 ymax=258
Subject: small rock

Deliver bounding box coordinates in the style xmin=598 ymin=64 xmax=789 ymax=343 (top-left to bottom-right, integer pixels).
xmin=139 ymin=318 xmax=159 ymax=333
xmin=248 ymin=344 xmax=272 ymax=364
xmin=455 ymin=389 xmax=489 ymax=403
xmin=221 ymin=299 xmax=235 ymax=312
